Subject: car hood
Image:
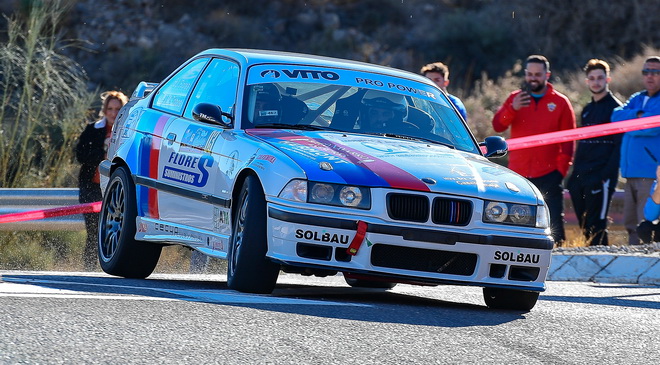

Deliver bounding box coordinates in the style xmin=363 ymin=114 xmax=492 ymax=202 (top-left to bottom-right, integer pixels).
xmin=247 ymin=129 xmax=540 ymax=204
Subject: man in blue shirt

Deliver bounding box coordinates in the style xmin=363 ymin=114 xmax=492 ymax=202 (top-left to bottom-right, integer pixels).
xmin=421 ymin=62 xmax=468 ymax=121
xmin=612 ymin=56 xmax=660 ymax=245
xmin=637 ymin=166 xmax=660 ymax=243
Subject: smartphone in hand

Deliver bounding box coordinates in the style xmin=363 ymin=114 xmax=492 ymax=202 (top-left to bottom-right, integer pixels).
xmin=520 ymin=81 xmax=532 ymax=94
xmin=518 ymin=81 xmax=532 ymax=108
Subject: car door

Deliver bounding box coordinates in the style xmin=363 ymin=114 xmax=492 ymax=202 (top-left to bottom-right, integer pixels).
xmin=157 ymin=57 xmax=240 ymax=240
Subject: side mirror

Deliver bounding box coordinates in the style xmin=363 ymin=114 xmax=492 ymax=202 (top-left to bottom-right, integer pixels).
xmin=479 ymin=136 xmax=508 ymax=158
xmin=192 ymin=103 xmax=232 ymax=128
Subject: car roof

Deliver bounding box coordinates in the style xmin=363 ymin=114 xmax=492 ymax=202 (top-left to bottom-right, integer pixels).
xmin=195 ymin=48 xmax=432 ymax=84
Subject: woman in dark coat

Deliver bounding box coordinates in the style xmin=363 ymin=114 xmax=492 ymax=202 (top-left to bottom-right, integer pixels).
xmin=75 ymin=91 xmax=128 ymax=270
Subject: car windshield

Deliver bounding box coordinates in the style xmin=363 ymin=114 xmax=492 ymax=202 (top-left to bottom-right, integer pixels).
xmin=242 ymin=64 xmax=479 ymax=153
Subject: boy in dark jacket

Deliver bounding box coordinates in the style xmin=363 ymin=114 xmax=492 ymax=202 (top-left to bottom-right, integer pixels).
xmin=567 ymin=59 xmax=622 ymax=246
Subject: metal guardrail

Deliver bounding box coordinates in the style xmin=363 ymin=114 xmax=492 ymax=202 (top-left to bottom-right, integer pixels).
xmin=0 ymin=188 xmax=625 ymax=231
xmin=0 ymin=188 xmax=86 ymax=231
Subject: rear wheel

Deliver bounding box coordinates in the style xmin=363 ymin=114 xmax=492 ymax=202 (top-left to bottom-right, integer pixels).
xmin=227 ymin=175 xmax=280 ymax=293
xmin=483 ymin=287 xmax=539 ymax=311
xmin=98 ymin=167 xmax=161 ymax=278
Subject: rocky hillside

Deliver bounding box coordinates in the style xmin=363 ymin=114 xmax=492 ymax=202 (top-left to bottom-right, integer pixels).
xmin=2 ymin=0 xmax=658 ymax=94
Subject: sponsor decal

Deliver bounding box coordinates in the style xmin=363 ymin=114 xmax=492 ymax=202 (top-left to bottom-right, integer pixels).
xmin=249 ymin=65 xmax=441 ymax=103
xmin=295 ymin=229 xmax=350 ymax=244
xmin=182 ymin=126 xmax=212 ymax=149
xmin=205 ymin=130 xmax=222 ymax=152
xmin=355 ymin=78 xmax=436 ymax=99
xmin=279 ymin=140 xmax=350 ymax=164
xmin=121 ymin=108 xmax=144 ymax=138
xmin=259 ymin=110 xmax=279 ymax=117
xmin=260 ymin=69 xmax=340 ymax=81
xmin=213 ymin=207 xmax=230 ymax=231
xmin=137 ymin=222 xmax=148 ymax=232
xmin=284 ymin=69 xmax=340 ymax=80
xmin=481 ymin=166 xmax=508 ymax=176
xmin=151 ymin=222 xmax=204 ymax=242
xmin=256 ymin=154 xmax=276 ymax=163
xmin=247 ymin=130 xmax=430 ymax=191
xmin=443 ymin=176 xmax=500 ymax=188
xmin=163 ymin=152 xmax=213 ymax=187
xmin=154 ymin=222 xmax=179 ymax=234
xmin=494 ymin=250 xmax=540 ymax=264
xmin=547 ymin=102 xmax=557 ymax=112
xmin=225 ymin=150 xmax=239 ymax=176
xmin=212 ymin=239 xmax=224 ymax=251
xmin=260 ymin=70 xmax=281 ymax=78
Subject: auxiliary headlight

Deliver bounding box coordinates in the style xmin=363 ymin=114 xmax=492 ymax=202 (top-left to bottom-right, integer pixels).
xmin=483 ymin=201 xmax=536 ymax=227
xmin=339 ymin=186 xmax=363 ymax=207
xmin=279 ymin=179 xmax=371 ymax=209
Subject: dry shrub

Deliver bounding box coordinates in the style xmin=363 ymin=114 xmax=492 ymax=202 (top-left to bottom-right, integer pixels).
xmin=0 ymin=0 xmax=96 ymax=188
xmin=609 ymin=45 xmax=660 ymax=100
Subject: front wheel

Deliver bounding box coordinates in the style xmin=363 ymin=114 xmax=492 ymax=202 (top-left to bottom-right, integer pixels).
xmin=227 ymin=175 xmax=280 ymax=293
xmin=98 ymin=167 xmax=161 ymax=278
xmin=483 ymin=287 xmax=540 ymax=311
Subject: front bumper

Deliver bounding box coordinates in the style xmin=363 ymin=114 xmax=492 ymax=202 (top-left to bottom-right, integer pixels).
xmin=266 ymin=205 xmax=553 ymax=292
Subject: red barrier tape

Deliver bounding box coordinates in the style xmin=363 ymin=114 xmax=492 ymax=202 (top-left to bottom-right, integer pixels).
xmin=504 ymin=115 xmax=660 ymax=151
xmin=0 ymin=201 xmax=102 ymax=224
xmin=2 ymin=117 xmax=658 ymax=224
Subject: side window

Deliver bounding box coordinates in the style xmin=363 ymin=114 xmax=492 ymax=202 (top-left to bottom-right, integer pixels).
xmin=184 ymin=58 xmax=240 ymax=121
xmin=152 ymin=58 xmax=209 ymax=115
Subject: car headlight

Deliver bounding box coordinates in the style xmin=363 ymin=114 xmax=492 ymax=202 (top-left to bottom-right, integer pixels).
xmin=279 ymin=179 xmax=307 ymax=202
xmin=279 ymin=179 xmax=371 ymax=209
xmin=535 ymin=204 xmax=549 ymax=229
xmin=483 ymin=201 xmax=540 ymax=227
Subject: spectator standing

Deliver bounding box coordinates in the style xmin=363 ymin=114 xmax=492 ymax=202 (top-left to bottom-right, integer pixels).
xmin=421 ymin=62 xmax=468 ymax=121
xmin=611 ymin=56 xmax=660 ymax=245
xmin=637 ymin=165 xmax=660 ymax=243
xmin=567 ymin=59 xmax=622 ymax=246
xmin=492 ymin=55 xmax=576 ymax=245
xmin=75 ymin=91 xmax=128 ymax=270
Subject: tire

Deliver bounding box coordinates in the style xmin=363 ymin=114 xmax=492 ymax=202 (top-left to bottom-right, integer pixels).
xmin=344 ymin=274 xmax=397 ymax=289
xmin=227 ymin=175 xmax=280 ymax=294
xmin=98 ymin=167 xmax=162 ymax=278
xmin=483 ymin=287 xmax=540 ymax=311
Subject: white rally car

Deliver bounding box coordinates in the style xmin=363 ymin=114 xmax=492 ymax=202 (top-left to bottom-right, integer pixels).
xmin=99 ymin=49 xmax=553 ymax=310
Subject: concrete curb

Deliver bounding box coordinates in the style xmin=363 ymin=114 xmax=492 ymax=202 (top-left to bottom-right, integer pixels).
xmin=548 ymin=254 xmax=660 ymax=285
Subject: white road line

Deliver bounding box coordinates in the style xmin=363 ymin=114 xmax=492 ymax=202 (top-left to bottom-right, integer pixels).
xmin=0 ymin=278 xmax=370 ymax=306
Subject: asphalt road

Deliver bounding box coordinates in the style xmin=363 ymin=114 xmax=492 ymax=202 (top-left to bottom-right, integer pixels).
xmin=1 ymin=271 xmax=658 ymax=364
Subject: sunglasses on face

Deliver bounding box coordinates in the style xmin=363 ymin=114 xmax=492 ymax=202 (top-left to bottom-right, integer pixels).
xmin=642 ymin=69 xmax=660 ymax=76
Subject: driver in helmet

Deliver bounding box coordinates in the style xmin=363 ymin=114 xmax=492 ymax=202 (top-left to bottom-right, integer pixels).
xmin=359 ymin=89 xmax=408 ymax=132
xmin=251 ymin=83 xmax=282 ymax=124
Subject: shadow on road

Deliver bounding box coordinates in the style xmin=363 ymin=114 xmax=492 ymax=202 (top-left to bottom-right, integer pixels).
xmin=0 ymin=272 xmax=532 ymax=327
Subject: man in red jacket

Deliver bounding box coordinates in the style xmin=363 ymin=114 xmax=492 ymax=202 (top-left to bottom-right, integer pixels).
xmin=492 ymin=55 xmax=576 ymax=245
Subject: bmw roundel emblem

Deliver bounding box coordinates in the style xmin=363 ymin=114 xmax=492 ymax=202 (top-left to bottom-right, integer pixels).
xmin=260 ymin=70 xmax=281 ymax=78
xmin=421 ymin=177 xmax=436 ymax=185
xmin=319 ymin=161 xmax=333 ymax=171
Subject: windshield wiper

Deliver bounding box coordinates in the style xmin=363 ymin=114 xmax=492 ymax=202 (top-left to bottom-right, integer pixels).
xmin=255 ymin=123 xmax=329 ymax=131
xmin=378 ymin=133 xmax=456 ymax=149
